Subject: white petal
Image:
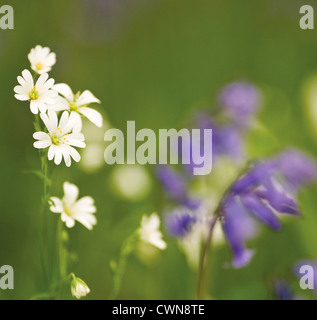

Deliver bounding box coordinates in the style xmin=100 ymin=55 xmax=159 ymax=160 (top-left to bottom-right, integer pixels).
xmin=79 ymin=107 xmax=103 ymax=128
xmin=49 ymin=197 xmax=63 ymax=213
xmin=17 ymin=76 xmax=27 ymax=88
xmin=61 ymin=213 xmax=76 ymax=228
xmin=75 ymin=196 xmax=96 ymax=213
xmin=30 ymin=100 xmax=39 ymax=114
xmin=48 ymin=96 xmax=69 ymax=112
xmin=59 ymin=111 xmax=77 ymax=133
xmin=73 ymin=212 xmax=97 ymax=230
xmin=145 ymin=213 xmax=160 ymax=230
xmin=76 ymin=90 xmax=100 ymax=106
xmin=53 ymin=83 xmax=74 ymax=102
xmin=61 ymin=147 xmax=72 ymax=167
xmin=14 ymin=85 xmax=28 ymax=95
xmin=54 ymin=148 xmax=63 ymax=165
xmin=34 ymin=140 xmax=51 ymax=149
xmin=41 ymin=111 xmax=58 ymax=134
xmin=66 ymin=134 xmax=86 ymax=148
xmin=64 ymin=145 xmax=81 ymax=162
xmin=58 ymin=111 xmax=71 ymax=132
xmin=21 ymin=69 xmax=34 ymax=88
xmin=63 ymin=182 xmax=79 ymax=204
xmin=14 ymin=94 xmax=29 ymax=101
xmin=150 ymin=236 xmax=167 ymax=250
xmin=35 ymin=73 xmax=49 ymax=89
xmin=70 ymin=112 xmax=82 ymax=133
xmin=48 ymin=145 xmax=57 ymax=161
xmin=33 ymin=131 xmax=50 ymax=140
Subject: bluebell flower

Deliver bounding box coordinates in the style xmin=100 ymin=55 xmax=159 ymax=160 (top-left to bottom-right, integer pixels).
xmin=181 ymin=113 xmax=245 ymax=175
xmin=277 ymin=149 xmax=317 ymax=192
xmin=274 ymin=280 xmax=302 ymax=300
xmin=218 ymin=81 xmax=262 ymax=127
xmin=156 ymin=165 xmax=200 ymax=209
xmin=222 ymin=195 xmax=258 ymax=268
xmin=221 ymin=149 xmax=317 ymax=268
xmin=165 ymin=208 xmax=197 ymax=238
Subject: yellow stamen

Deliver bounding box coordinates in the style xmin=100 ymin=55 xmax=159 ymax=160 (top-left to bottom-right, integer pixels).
xmin=51 ymin=136 xmax=59 ymax=146
xmin=69 ymin=102 xmax=78 ymax=112
xmin=29 ymin=88 xmax=39 ymax=100
xmin=35 ymin=62 xmax=43 ymax=71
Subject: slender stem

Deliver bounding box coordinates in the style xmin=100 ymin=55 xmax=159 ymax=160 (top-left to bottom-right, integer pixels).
xmin=109 ymin=232 xmax=138 ymax=300
xmin=196 ymin=214 xmax=221 ymax=300
xmin=57 ymin=218 xmax=67 ymax=279
xmin=196 ymin=161 xmax=253 ymax=300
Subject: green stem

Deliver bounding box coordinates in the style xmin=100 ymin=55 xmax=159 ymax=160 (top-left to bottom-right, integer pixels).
xmin=30 ymin=273 xmax=74 ymax=300
xmin=196 ymin=214 xmax=220 ymax=300
xmin=109 ymin=232 xmax=138 ymax=300
xmin=196 ymin=161 xmax=254 ymax=300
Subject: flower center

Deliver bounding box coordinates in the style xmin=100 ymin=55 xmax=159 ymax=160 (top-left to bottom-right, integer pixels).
xmin=51 ymin=136 xmax=60 ymax=146
xmin=29 ymin=88 xmax=39 ymax=100
xmin=69 ymin=102 xmax=78 ymax=112
xmin=51 ymin=130 xmax=69 ymax=146
xmin=35 ymin=62 xmax=43 ymax=71
xmin=63 ymin=204 xmax=73 ymax=217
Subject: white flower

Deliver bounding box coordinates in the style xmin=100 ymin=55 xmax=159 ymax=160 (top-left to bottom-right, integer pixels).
xmin=49 ymin=182 xmax=97 ymax=230
xmin=139 ymin=213 xmax=167 ymax=250
xmin=14 ymin=69 xmax=58 ymax=114
xmin=28 ymin=45 xmax=56 ymax=74
xmin=52 ymin=83 xmax=103 ymax=128
xmin=33 ymin=111 xmax=85 ymax=167
xmin=71 ymin=276 xmax=90 ymax=299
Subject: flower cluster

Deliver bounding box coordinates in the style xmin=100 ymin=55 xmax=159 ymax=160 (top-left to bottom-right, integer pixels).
xmin=157 ymin=81 xmax=262 ymax=240
xmin=157 ymin=80 xmax=317 ymax=283
xmin=221 ymin=149 xmax=317 ymax=268
xmin=14 ymin=45 xmax=103 ymax=299
xmin=14 ymin=45 xmax=103 ymax=167
xmin=180 ymin=81 xmax=262 ymax=174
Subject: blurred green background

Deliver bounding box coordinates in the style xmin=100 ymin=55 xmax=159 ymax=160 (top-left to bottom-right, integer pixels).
xmin=1 ymin=0 xmax=317 ymax=300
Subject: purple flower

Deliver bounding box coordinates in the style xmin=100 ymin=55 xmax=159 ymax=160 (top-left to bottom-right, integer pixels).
xmin=277 ymin=149 xmax=317 ymax=192
xmin=165 ymin=208 xmax=197 ymax=238
xmin=156 ymin=165 xmax=200 ymax=209
xmin=181 ymin=114 xmax=245 ymax=175
xmin=274 ymin=280 xmax=302 ymax=300
xmin=222 ymin=196 xmax=258 ymax=268
xmin=218 ymin=81 xmax=262 ymax=127
xmin=222 ymin=149 xmax=317 ymax=268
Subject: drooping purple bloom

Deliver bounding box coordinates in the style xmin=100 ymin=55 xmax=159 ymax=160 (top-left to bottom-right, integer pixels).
xmin=274 ymin=280 xmax=302 ymax=300
xmin=240 ymin=193 xmax=281 ymax=231
xmin=156 ymin=165 xmax=200 ymax=209
xmin=221 ymin=148 xmax=317 ymax=268
xmin=222 ymin=196 xmax=258 ymax=268
xmin=218 ymin=81 xmax=262 ymax=127
xmin=232 ymin=161 xmax=276 ymax=195
xmin=258 ymin=178 xmax=300 ymax=216
xmin=165 ymin=208 xmax=197 ymax=238
xmin=181 ymin=114 xmax=245 ymax=175
xmin=277 ymin=149 xmax=317 ymax=192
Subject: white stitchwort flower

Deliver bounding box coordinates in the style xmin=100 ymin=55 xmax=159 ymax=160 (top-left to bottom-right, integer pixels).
xmin=33 ymin=111 xmax=85 ymax=167
xmin=49 ymin=182 xmax=97 ymax=230
xmin=139 ymin=213 xmax=167 ymax=250
xmin=28 ymin=45 xmax=56 ymax=74
xmin=71 ymin=276 xmax=90 ymax=299
xmin=53 ymin=83 xmax=103 ymax=128
xmin=14 ymin=69 xmax=58 ymax=114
